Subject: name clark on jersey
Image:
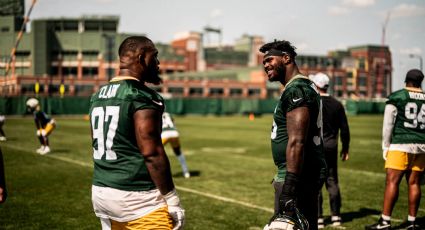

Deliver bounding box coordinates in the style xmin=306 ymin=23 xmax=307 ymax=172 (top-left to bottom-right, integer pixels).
xmin=99 ymin=84 xmax=120 ymax=99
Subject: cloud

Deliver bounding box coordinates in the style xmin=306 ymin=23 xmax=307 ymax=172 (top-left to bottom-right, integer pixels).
xmin=391 ymin=4 xmax=425 ymax=18
xmin=343 ymin=0 xmax=376 ymax=8
xmin=399 ymin=47 xmax=422 ymax=55
xmin=210 ymin=8 xmax=223 ymax=19
xmin=328 ymin=6 xmax=350 ymax=16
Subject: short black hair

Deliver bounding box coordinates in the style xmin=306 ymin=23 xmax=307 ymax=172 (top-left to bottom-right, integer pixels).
xmin=259 ymin=40 xmax=297 ymax=59
xmin=118 ymin=36 xmax=154 ymax=57
xmin=405 ymin=69 xmax=424 ymax=87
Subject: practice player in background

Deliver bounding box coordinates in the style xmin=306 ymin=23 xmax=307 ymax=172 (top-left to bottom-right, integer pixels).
xmin=366 ymin=69 xmax=425 ymax=230
xmin=89 ymin=36 xmax=184 ymax=230
xmin=0 ymin=115 xmax=6 ymax=141
xmin=260 ymin=40 xmax=326 ymax=230
xmin=310 ymin=72 xmax=350 ymax=228
xmin=26 ymin=98 xmax=56 ymax=155
xmin=162 ymin=112 xmax=190 ymax=178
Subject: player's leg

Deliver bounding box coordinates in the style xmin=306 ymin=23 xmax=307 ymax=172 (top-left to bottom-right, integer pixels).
xmin=0 ymin=117 xmax=6 ymax=141
xmin=298 ymin=179 xmax=319 ymax=230
xmin=170 ymin=138 xmax=189 ymax=178
xmin=272 ymin=179 xmax=284 ymax=215
xmin=317 ymin=187 xmax=324 ymax=229
xmin=365 ymin=150 xmax=406 ymax=230
xmin=404 ymin=154 xmax=425 ymax=229
xmin=326 ymin=167 xmax=342 ymax=226
xmin=36 ymin=129 xmax=45 ymax=153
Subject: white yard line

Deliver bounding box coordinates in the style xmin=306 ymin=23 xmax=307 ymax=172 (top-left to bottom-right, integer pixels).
xmin=4 ymin=145 xmax=274 ymax=213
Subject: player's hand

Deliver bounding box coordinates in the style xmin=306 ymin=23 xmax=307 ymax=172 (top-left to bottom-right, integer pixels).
xmin=382 ymin=148 xmax=388 ymax=161
xmin=164 ymin=189 xmax=185 ymax=230
xmin=340 ymin=151 xmax=349 ymax=161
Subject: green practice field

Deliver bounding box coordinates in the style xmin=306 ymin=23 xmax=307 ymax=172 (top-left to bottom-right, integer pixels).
xmin=0 ymin=115 xmax=424 ymax=229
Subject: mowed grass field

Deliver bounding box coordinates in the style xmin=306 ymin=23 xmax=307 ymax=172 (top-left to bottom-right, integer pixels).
xmin=0 ymin=114 xmax=424 ymax=229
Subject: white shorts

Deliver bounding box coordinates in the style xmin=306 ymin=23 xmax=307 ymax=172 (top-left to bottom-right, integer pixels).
xmin=91 ymin=185 xmax=167 ymax=222
xmin=161 ymin=130 xmax=179 ymax=139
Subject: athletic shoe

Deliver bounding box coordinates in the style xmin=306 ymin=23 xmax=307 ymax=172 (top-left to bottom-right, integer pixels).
xmin=365 ymin=218 xmax=391 ymax=230
xmin=39 ymin=146 xmax=50 ymax=155
xmin=332 ymin=216 xmax=342 ymax=226
xmin=318 ymin=217 xmax=325 ymax=229
xmin=0 ymin=136 xmax=6 ymax=141
xmin=406 ymin=221 xmax=421 ymax=230
xmin=36 ymin=146 xmax=45 ymax=154
xmin=184 ymin=172 xmax=190 ymax=178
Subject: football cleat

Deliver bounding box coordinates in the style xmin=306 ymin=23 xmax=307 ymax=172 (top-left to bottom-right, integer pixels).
xmin=331 ymin=216 xmax=341 ymax=226
xmin=184 ymin=172 xmax=190 ymax=178
xmin=406 ymin=221 xmax=421 ymax=230
xmin=318 ymin=217 xmax=324 ymax=229
xmin=0 ymin=136 xmax=6 ymax=141
xmin=365 ymin=217 xmax=391 ymax=230
xmin=264 ymin=208 xmax=309 ymax=230
xmin=39 ymin=146 xmax=50 ymax=155
xmin=36 ymin=146 xmax=45 ymax=154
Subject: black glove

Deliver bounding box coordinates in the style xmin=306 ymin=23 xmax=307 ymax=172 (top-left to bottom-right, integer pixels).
xmin=278 ymin=172 xmax=299 ymax=215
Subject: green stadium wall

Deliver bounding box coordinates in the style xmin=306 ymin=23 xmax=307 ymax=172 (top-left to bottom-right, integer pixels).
xmin=0 ymin=97 xmax=385 ymax=115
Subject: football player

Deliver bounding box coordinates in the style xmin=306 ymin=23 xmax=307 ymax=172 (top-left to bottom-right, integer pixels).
xmin=260 ymin=40 xmax=326 ymax=230
xmin=162 ymin=112 xmax=190 ymax=178
xmin=26 ymin=98 xmax=56 ymax=155
xmin=89 ymin=36 xmax=184 ymax=230
xmin=0 ymin=115 xmax=6 ymax=141
xmin=366 ymin=69 xmax=425 ymax=230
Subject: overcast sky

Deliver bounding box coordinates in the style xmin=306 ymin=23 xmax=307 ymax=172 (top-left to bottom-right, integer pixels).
xmin=25 ymin=0 xmax=425 ymax=91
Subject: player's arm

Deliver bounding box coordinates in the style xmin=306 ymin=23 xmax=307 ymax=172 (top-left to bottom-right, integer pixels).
xmin=382 ymin=104 xmax=397 ymax=160
xmin=279 ymin=106 xmax=310 ymax=213
xmin=134 ymin=109 xmax=185 ymax=229
xmin=339 ymin=104 xmax=350 ymax=161
xmin=134 ymin=109 xmax=174 ymax=195
xmin=286 ymin=106 xmax=310 ymax=174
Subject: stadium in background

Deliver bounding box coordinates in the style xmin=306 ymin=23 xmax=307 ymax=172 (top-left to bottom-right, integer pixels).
xmin=0 ymin=0 xmax=392 ymax=99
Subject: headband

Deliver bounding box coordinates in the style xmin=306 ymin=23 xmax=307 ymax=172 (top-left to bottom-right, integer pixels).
xmin=263 ymin=49 xmax=288 ymax=58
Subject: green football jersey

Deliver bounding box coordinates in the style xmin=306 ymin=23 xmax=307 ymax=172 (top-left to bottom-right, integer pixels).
xmin=271 ymin=75 xmax=326 ymax=181
xmin=89 ymin=77 xmax=164 ymax=191
xmin=387 ymin=88 xmax=425 ymax=144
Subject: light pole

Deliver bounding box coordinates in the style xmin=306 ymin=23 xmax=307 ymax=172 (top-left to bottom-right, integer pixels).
xmin=409 ymin=54 xmax=423 ymax=72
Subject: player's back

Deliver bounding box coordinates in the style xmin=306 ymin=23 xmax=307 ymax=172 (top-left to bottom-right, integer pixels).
xmin=389 ymin=88 xmax=425 ymax=144
xmin=89 ymin=79 xmax=164 ymax=191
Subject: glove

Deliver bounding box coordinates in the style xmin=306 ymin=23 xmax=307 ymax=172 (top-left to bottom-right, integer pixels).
xmin=163 ymin=189 xmax=185 ymax=230
xmin=36 ymin=130 xmax=41 ymax=136
xmin=382 ymin=148 xmax=388 ymax=161
xmin=278 ymin=172 xmax=299 ymax=215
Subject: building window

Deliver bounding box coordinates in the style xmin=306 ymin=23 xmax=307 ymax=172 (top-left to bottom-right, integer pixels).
xmin=168 ymin=87 xmax=184 ymax=95
xmin=210 ymin=88 xmax=224 ymax=96
xmin=248 ymin=88 xmax=260 ymax=96
xmin=189 ymin=88 xmax=203 ymax=96
xmin=230 ymin=88 xmax=243 ymax=97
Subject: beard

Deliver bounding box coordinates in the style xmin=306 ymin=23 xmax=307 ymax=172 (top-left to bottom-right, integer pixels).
xmin=268 ymin=64 xmax=285 ymax=82
xmin=144 ymin=66 xmax=162 ymax=85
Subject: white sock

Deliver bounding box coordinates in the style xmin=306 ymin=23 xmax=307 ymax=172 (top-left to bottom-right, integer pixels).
xmin=177 ymin=154 xmax=189 ymax=174
xmin=408 ymin=215 xmax=416 ymax=222
xmin=381 ymin=214 xmax=391 ymax=221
